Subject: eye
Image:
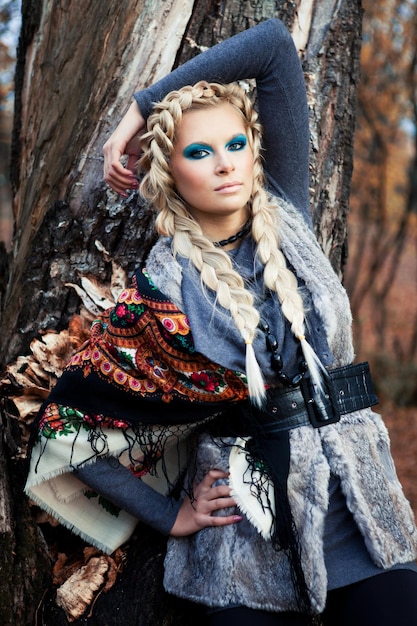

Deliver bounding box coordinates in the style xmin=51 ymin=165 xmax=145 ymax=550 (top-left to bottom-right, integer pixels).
xmin=226 ymin=135 xmax=247 ymax=152
xmin=188 ymin=148 xmax=210 ymax=159
xmin=183 ymin=144 xmax=212 ymax=160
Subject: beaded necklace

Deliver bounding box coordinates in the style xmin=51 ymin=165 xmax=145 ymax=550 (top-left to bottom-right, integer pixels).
xmin=259 ymin=317 xmax=307 ymax=386
xmin=213 ymin=219 xmax=252 ymax=248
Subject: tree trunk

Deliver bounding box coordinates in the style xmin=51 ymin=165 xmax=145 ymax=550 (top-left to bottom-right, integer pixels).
xmin=0 ymin=0 xmax=363 ymax=623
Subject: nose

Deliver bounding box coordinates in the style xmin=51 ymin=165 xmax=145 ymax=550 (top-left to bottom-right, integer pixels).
xmin=215 ymin=151 xmax=235 ymax=174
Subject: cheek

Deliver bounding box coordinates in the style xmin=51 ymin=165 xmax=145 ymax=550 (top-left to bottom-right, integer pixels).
xmin=247 ymin=152 xmax=255 ymax=173
xmin=243 ymin=157 xmax=255 ymax=187
xmin=172 ymin=163 xmax=207 ymax=196
xmin=238 ymin=147 xmax=254 ymax=176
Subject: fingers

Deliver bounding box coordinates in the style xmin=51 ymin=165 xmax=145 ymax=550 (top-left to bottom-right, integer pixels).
xmin=207 ymin=513 xmax=244 ymax=528
xmin=102 ymin=101 xmax=145 ymax=195
xmin=191 ymin=470 xmax=242 ymax=520
xmin=169 ymin=469 xmax=243 ymax=537
xmin=195 ymin=492 xmax=236 ymax=513
xmin=200 ymin=468 xmax=230 ymax=488
xmin=104 ymin=159 xmax=138 ymax=196
xmin=103 ymin=139 xmax=139 ymax=196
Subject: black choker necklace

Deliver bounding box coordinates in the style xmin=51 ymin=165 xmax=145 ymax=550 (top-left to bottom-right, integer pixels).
xmin=213 ymin=219 xmax=252 ymax=248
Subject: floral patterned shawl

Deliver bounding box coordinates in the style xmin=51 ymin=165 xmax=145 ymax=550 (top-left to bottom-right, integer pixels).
xmin=25 ymin=266 xmax=249 ymax=553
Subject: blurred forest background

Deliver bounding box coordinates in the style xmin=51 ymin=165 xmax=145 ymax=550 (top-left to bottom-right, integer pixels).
xmin=0 ymin=0 xmax=416 ymax=505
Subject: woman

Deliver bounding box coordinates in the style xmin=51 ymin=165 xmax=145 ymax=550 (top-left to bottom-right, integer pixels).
xmin=25 ymin=19 xmax=417 ymax=625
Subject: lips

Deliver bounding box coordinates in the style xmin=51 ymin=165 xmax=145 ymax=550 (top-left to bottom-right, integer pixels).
xmin=214 ymin=181 xmax=243 ymax=192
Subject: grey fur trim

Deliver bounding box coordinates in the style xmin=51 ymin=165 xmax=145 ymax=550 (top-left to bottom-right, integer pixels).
xmin=146 ymin=237 xmax=184 ymax=310
xmin=320 ymin=409 xmax=417 ymax=567
xmin=276 ymin=199 xmax=355 ymax=366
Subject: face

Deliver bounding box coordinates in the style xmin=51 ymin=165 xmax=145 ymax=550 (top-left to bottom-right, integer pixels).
xmin=170 ymin=103 xmax=254 ymax=231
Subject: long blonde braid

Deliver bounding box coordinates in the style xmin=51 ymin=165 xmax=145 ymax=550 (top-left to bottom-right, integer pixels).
xmin=139 ymin=81 xmax=325 ymax=405
xmin=251 ymin=184 xmax=328 ymax=390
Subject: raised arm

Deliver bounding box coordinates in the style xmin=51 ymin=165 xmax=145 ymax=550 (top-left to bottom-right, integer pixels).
xmin=104 ymin=19 xmax=311 ymax=220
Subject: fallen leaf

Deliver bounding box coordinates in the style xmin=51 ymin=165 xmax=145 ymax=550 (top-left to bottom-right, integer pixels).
xmin=55 ymin=556 xmax=109 ymax=622
xmin=65 ymin=282 xmax=103 ymax=317
xmin=80 ymin=275 xmax=115 ymax=310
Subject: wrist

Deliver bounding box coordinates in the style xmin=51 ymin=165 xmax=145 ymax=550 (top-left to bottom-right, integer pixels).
xmin=125 ymin=100 xmax=145 ymax=134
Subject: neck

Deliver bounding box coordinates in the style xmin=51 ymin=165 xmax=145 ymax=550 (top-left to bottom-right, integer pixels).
xmin=211 ymin=218 xmax=252 ymax=249
xmin=202 ymin=211 xmax=251 ymax=250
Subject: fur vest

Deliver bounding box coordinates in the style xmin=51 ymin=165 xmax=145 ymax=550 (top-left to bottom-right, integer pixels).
xmin=146 ymin=200 xmax=417 ymax=613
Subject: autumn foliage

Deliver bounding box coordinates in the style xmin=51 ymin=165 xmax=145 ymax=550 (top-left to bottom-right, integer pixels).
xmin=347 ymin=0 xmax=417 ymax=403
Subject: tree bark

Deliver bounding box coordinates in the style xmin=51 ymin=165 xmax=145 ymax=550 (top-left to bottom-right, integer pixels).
xmin=0 ymin=0 xmax=363 ymax=623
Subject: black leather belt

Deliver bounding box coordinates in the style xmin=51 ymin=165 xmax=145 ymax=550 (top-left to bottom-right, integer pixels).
xmin=252 ymin=361 xmax=378 ymax=433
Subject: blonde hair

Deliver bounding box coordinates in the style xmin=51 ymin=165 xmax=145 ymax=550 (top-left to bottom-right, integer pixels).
xmin=139 ymin=81 xmax=325 ymax=406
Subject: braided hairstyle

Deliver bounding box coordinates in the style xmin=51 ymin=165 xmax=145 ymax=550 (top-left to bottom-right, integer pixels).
xmin=139 ymin=81 xmax=325 ymax=406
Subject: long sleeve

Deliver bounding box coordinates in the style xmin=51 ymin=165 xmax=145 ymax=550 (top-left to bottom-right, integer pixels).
xmin=75 ymin=456 xmax=182 ymax=536
xmin=134 ymin=19 xmax=311 ymax=224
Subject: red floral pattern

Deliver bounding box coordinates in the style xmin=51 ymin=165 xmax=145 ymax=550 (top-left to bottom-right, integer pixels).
xmin=65 ymin=268 xmax=248 ymax=404
xmin=37 ymin=403 xmax=131 ymax=440
xmin=190 ymin=371 xmax=222 ymax=393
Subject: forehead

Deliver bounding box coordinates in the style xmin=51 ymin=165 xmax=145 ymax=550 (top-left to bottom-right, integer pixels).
xmin=175 ymin=102 xmax=246 ymax=145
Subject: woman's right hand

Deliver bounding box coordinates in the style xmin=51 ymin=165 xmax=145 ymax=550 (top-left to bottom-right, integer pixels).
xmin=169 ymin=469 xmax=243 ymax=537
xmin=103 ymin=101 xmax=145 ymax=196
